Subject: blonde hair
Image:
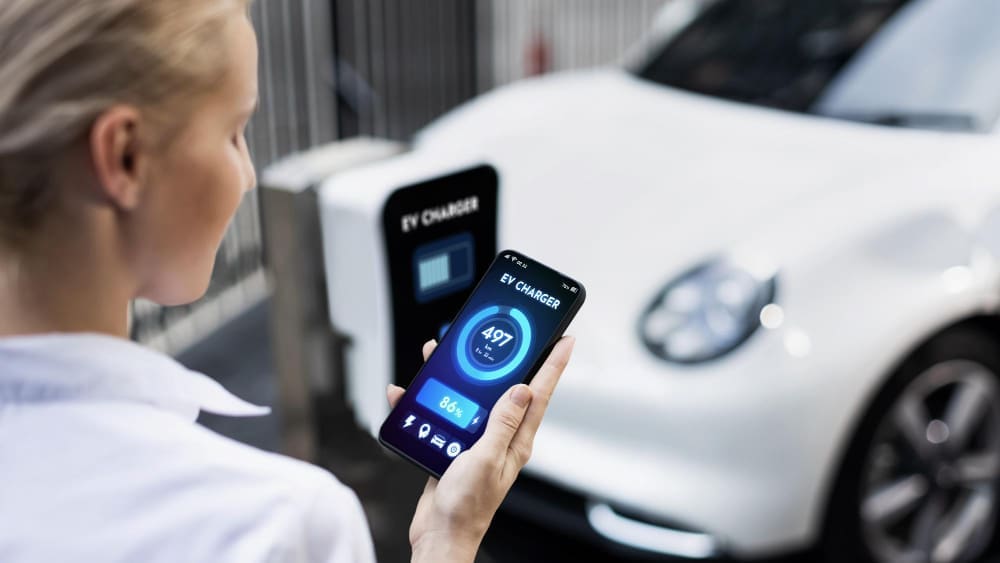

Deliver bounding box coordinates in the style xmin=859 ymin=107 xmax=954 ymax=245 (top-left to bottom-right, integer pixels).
xmin=0 ymin=0 xmax=251 ymax=244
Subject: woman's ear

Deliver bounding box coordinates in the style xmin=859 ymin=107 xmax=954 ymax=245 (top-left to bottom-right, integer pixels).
xmin=89 ymin=105 xmax=146 ymax=211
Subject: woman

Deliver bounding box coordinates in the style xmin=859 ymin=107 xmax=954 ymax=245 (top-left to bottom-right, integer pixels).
xmin=0 ymin=1 xmax=575 ymax=561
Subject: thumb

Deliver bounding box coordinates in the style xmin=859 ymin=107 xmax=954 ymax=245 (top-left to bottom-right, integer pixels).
xmin=476 ymin=384 xmax=533 ymax=459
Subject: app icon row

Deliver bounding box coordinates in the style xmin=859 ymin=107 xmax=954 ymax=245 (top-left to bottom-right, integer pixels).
xmin=402 ymin=413 xmax=462 ymax=458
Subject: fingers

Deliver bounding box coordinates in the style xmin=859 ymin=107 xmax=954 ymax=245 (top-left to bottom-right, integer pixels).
xmin=526 ymin=335 xmax=574 ymax=414
xmin=508 ymin=336 xmax=575 ymax=462
xmin=404 ymin=336 xmax=571 ymax=473
xmin=475 ymin=384 xmax=533 ymax=466
xmin=386 ymin=384 xmax=406 ymax=408
xmin=422 ymin=339 xmax=437 ymax=362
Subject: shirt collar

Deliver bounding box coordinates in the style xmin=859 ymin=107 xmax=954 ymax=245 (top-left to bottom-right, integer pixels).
xmin=0 ymin=332 xmax=271 ymax=421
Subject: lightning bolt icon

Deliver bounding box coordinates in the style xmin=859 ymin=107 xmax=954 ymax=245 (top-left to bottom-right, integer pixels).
xmin=403 ymin=415 xmax=416 ymax=428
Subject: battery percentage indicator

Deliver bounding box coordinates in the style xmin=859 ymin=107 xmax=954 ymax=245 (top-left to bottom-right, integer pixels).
xmin=415 ymin=377 xmax=485 ymax=431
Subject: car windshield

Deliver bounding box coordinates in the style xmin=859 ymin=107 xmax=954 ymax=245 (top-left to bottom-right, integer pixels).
xmin=635 ymin=0 xmax=1000 ymax=132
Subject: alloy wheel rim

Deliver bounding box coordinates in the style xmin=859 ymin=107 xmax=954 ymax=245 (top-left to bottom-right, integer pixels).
xmin=860 ymin=360 xmax=1000 ymax=563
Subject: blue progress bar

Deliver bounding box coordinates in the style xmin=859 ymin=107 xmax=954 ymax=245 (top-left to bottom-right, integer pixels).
xmin=416 ymin=378 xmax=485 ymax=430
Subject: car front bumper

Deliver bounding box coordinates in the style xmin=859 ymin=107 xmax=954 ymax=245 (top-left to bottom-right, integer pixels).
xmin=518 ymin=311 xmax=899 ymax=559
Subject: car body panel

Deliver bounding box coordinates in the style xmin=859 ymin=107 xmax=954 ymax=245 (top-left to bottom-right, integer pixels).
xmin=407 ymin=70 xmax=1000 ymax=555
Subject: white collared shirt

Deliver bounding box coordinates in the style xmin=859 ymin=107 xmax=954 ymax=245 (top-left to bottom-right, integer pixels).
xmin=0 ymin=333 xmax=376 ymax=563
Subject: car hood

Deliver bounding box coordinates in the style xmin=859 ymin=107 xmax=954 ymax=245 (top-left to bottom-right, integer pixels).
xmin=415 ymin=68 xmax=992 ymax=367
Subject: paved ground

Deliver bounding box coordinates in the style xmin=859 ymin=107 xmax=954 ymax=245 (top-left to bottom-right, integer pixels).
xmin=179 ymin=300 xmax=1000 ymax=563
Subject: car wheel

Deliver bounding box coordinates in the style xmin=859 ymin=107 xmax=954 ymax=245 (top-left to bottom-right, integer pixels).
xmin=824 ymin=326 xmax=1000 ymax=563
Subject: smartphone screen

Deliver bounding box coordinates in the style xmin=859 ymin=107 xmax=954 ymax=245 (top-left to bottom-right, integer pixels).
xmin=379 ymin=249 xmax=586 ymax=477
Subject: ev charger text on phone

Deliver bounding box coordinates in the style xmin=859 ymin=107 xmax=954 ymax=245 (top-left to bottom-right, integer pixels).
xmin=499 ymin=272 xmax=561 ymax=310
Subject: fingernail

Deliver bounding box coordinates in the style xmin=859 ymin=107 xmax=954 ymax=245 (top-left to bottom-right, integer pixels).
xmin=511 ymin=384 xmax=532 ymax=407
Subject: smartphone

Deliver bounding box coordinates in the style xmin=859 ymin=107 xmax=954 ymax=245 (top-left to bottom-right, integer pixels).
xmin=379 ymin=249 xmax=586 ymax=477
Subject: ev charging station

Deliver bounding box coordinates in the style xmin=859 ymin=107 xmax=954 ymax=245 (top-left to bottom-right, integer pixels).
xmin=318 ymin=152 xmax=500 ymax=436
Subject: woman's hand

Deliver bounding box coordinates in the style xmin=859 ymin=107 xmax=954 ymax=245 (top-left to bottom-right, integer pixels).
xmin=386 ymin=336 xmax=575 ymax=563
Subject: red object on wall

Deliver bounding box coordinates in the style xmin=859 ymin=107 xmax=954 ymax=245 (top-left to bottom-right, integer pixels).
xmin=526 ymin=31 xmax=551 ymax=76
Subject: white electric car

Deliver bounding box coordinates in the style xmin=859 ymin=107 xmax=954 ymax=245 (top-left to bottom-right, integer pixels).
xmin=321 ymin=0 xmax=1000 ymax=561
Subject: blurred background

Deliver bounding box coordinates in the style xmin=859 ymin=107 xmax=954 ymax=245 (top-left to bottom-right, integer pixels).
xmin=133 ymin=1 xmax=1000 ymax=562
xmin=129 ymin=0 xmax=669 ymax=354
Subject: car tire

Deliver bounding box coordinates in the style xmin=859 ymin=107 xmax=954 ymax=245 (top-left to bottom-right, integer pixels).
xmin=822 ymin=325 xmax=1000 ymax=563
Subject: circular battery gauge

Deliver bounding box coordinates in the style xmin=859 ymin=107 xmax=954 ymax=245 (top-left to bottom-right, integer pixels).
xmin=455 ymin=305 xmax=532 ymax=384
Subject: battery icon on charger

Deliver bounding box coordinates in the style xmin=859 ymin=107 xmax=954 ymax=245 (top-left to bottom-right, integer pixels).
xmin=413 ymin=233 xmax=475 ymax=303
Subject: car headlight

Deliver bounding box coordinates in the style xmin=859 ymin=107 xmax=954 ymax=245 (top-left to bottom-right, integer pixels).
xmin=639 ymin=259 xmax=777 ymax=364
